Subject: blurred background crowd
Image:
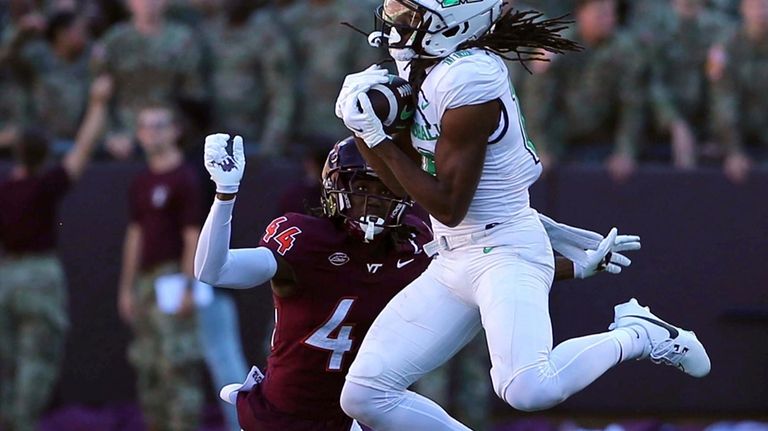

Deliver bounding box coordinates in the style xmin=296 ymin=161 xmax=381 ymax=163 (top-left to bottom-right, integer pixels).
xmin=0 ymin=0 xmax=766 ymax=431
xmin=0 ymin=0 xmax=766 ymax=182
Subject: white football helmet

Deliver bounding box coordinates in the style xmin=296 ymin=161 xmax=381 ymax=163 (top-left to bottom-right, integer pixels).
xmin=373 ymin=0 xmax=503 ymax=59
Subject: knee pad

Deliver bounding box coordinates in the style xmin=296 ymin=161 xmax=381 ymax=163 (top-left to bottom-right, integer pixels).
xmin=340 ymin=381 xmax=383 ymax=422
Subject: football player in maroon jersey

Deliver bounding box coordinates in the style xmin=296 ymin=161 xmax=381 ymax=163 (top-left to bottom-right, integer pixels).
xmin=196 ymin=135 xmax=430 ymax=431
xmin=195 ymin=134 xmax=639 ymax=431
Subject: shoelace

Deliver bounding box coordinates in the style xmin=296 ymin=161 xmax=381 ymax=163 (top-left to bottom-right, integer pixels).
xmin=649 ymin=339 xmax=686 ymax=368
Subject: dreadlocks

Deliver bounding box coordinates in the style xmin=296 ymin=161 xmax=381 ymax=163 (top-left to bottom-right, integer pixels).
xmin=404 ymin=8 xmax=580 ymax=107
xmin=464 ymin=9 xmax=582 ymax=70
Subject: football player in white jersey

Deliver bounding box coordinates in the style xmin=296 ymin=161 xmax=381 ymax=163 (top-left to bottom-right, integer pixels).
xmin=334 ymin=1 xmax=712 ymax=430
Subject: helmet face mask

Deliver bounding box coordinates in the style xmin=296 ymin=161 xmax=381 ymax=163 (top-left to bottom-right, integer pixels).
xmin=375 ymin=0 xmax=503 ymax=59
xmin=322 ymin=138 xmax=412 ymax=241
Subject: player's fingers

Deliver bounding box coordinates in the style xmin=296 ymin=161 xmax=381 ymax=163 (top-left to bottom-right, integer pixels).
xmin=357 ymin=92 xmax=375 ymax=114
xmin=597 ymin=227 xmax=618 ymax=255
xmin=344 ymin=91 xmax=362 ymax=115
xmin=205 ymin=133 xmax=230 ymax=148
xmin=361 ymin=66 xmax=389 ymax=77
xmin=613 ymin=241 xmax=641 ymax=252
xmin=614 ymin=235 xmax=640 ymax=250
xmin=359 ymin=70 xmax=389 ymax=80
xmin=616 ymin=234 xmax=640 ymax=243
xmin=363 ymin=64 xmax=384 ymax=73
xmin=605 ymin=263 xmax=623 ymax=274
xmin=233 ymin=135 xmax=245 ymax=164
xmin=349 ymin=79 xmax=387 ymax=98
xmin=610 ymin=252 xmax=632 ymax=267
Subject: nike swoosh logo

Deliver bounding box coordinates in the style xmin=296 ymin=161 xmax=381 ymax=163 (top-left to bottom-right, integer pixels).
xmin=400 ymin=106 xmax=414 ymax=121
xmin=483 ymin=247 xmax=494 ymax=254
xmin=420 ymin=101 xmax=430 ymax=110
xmin=626 ymin=315 xmax=679 ymax=339
xmin=396 ymin=258 xmax=415 ymax=269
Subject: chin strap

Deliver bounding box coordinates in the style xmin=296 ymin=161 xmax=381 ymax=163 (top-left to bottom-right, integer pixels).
xmin=365 ymin=220 xmax=376 ymax=242
xmin=360 ymin=216 xmax=385 ymax=243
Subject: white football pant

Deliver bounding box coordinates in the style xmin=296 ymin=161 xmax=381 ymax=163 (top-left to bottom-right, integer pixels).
xmin=341 ymin=210 xmax=641 ymax=430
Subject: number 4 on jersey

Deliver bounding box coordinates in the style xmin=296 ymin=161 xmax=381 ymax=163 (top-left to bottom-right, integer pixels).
xmin=304 ymin=299 xmax=355 ymax=371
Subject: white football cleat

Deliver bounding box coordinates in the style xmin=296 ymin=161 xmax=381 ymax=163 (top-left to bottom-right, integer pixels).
xmin=219 ymin=383 xmax=243 ymax=405
xmin=609 ymin=298 xmax=711 ymax=378
xmin=219 ymin=366 xmax=265 ymax=405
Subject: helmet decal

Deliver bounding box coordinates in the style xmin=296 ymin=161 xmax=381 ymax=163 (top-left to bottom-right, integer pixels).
xmin=374 ymin=0 xmax=503 ymax=59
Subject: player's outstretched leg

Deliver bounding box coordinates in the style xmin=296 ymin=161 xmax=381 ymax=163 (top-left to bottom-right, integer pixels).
xmin=609 ymin=298 xmax=711 ymax=377
xmin=341 ymin=264 xmax=481 ymax=431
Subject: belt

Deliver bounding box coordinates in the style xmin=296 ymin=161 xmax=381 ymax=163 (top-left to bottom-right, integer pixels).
xmin=424 ymin=222 xmax=502 ymax=256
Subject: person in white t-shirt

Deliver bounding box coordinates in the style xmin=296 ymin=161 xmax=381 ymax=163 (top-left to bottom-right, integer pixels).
xmin=334 ymin=1 xmax=712 ymax=430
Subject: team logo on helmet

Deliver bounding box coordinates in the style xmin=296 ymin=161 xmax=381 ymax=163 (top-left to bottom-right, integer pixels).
xmin=439 ymin=0 xmax=484 ymax=7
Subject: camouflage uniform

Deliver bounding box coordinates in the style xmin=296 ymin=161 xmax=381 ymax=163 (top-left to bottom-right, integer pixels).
xmin=93 ymin=21 xmax=207 ymax=134
xmin=280 ymin=0 xmax=384 ymax=140
xmin=504 ymin=2 xmax=558 ymax=113
xmin=129 ymin=262 xmax=204 ymax=431
xmin=707 ymin=0 xmax=741 ymax=20
xmin=626 ymin=0 xmax=676 ymax=50
xmin=0 ymin=255 xmax=69 ymax=431
xmin=0 ymin=67 xmax=28 ymax=133
xmin=522 ymin=0 xmax=575 ymax=16
xmin=16 ymin=42 xmax=91 ymax=141
xmin=710 ymin=29 xmax=768 ymax=157
xmin=649 ymin=9 xmax=734 ymax=139
xmin=0 ymin=23 xmax=34 ymax=132
xmin=522 ymin=31 xmax=646 ymax=160
xmin=202 ymin=7 xmax=297 ymax=156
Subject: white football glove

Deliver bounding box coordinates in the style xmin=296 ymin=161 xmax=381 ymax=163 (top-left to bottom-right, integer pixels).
xmin=204 ymin=133 xmax=245 ymax=194
xmin=335 ymin=65 xmax=390 ymax=119
xmin=573 ymin=227 xmax=641 ymax=279
xmin=341 ymin=92 xmax=388 ymax=148
xmin=538 ymin=213 xmax=641 ymax=279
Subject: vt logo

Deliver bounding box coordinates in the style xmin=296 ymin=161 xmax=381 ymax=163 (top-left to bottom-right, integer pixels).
xmin=367 ymin=263 xmax=383 ymax=274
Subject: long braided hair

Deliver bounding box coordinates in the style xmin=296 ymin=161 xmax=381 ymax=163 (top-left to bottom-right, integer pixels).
xmin=407 ymin=7 xmax=581 ymax=100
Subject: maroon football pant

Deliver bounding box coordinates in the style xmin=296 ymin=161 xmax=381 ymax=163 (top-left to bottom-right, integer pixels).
xmin=236 ymin=384 xmax=366 ymax=431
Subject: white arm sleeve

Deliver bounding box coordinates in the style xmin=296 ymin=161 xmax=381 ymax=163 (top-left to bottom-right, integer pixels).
xmin=194 ymin=198 xmax=278 ymax=289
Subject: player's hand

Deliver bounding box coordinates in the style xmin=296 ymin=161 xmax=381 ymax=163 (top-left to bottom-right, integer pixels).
xmin=573 ymin=228 xmax=640 ymax=279
xmin=204 ymin=133 xmax=245 ymax=194
xmin=341 ymin=92 xmax=388 ymax=148
xmin=335 ymin=65 xmax=389 ymax=119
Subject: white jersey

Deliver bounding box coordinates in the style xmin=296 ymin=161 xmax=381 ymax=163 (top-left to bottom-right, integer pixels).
xmin=400 ymin=48 xmax=542 ymax=237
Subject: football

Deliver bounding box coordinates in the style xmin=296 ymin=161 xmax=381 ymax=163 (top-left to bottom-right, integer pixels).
xmin=362 ymin=75 xmax=415 ymax=135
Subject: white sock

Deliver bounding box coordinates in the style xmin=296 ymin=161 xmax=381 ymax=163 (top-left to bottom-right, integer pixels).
xmin=613 ymin=327 xmax=647 ymax=361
